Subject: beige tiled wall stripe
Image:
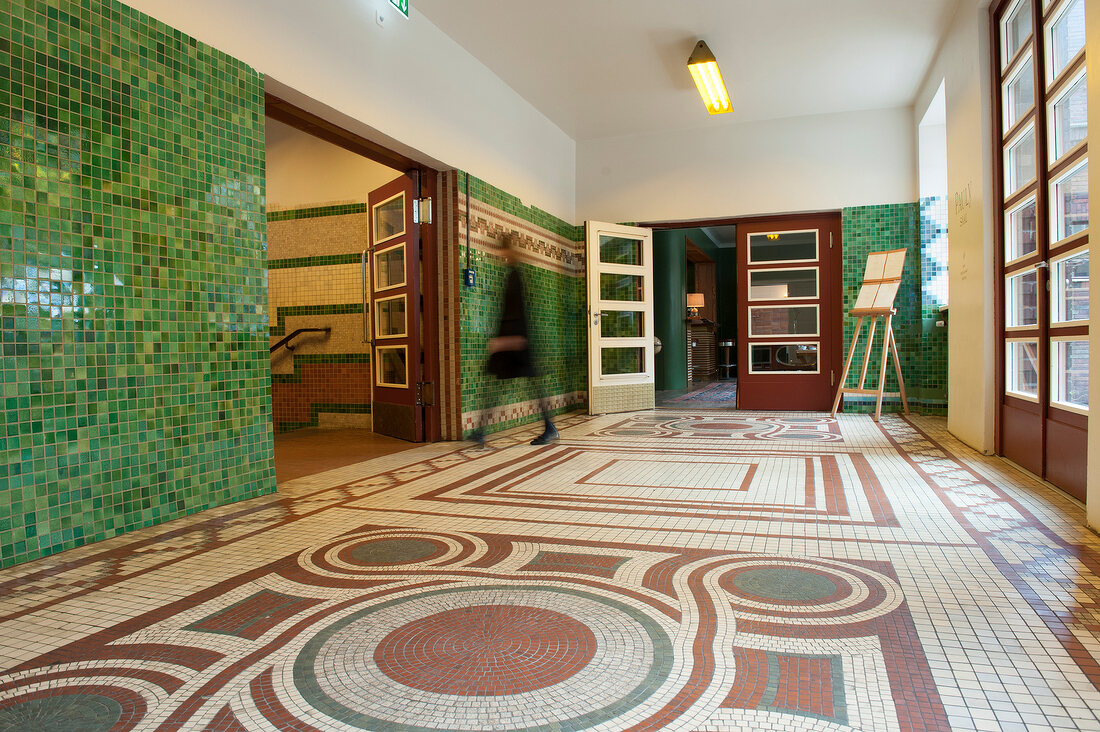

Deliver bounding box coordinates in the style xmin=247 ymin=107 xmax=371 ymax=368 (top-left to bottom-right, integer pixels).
xmin=268 ymin=264 xmax=361 ymax=318
xmin=589 ymin=383 xmax=656 ymax=415
xmin=267 ymin=212 xmax=369 ymax=260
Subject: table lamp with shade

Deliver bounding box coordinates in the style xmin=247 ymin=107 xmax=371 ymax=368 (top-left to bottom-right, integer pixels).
xmin=687 ymin=292 xmax=705 ymax=318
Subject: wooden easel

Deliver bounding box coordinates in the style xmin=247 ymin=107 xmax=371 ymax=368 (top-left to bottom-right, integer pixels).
xmin=830 ymin=248 xmax=910 ymax=422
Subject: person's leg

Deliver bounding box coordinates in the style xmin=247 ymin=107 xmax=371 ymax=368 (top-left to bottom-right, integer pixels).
xmin=529 ymin=377 xmax=559 ymax=445
xmin=469 ymin=378 xmax=502 ymax=446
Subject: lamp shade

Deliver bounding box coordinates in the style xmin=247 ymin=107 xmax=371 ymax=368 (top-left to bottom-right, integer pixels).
xmin=688 ymin=41 xmax=731 ymax=115
xmin=686 ymin=293 xmax=705 ymax=308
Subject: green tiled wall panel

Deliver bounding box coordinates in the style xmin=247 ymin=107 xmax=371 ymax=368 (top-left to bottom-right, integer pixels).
xmin=840 ymin=202 xmax=947 ymax=415
xmin=0 ymin=0 xmax=273 ymax=567
xmin=460 ymin=251 xmax=586 ymax=434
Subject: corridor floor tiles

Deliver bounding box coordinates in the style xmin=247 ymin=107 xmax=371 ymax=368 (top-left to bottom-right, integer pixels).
xmin=0 ymin=412 xmax=1099 ymax=731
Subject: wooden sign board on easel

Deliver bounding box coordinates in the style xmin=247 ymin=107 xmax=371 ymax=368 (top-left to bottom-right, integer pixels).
xmin=830 ymin=248 xmax=909 ymax=421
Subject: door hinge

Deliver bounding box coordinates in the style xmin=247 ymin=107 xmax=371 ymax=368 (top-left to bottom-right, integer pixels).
xmin=416 ymin=381 xmax=435 ymax=406
xmin=829 ymin=232 xmax=833 ymax=249
xmin=413 ymin=197 xmax=433 ymax=225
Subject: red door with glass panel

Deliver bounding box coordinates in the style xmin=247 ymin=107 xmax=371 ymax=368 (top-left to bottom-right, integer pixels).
xmin=368 ymin=175 xmax=422 ymax=441
xmin=737 ymin=215 xmax=842 ymax=411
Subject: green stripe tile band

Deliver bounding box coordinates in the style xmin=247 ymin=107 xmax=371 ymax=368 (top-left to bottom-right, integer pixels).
xmin=267 ymin=203 xmax=370 ymax=222
xmin=268 ymin=254 xmax=364 ymax=270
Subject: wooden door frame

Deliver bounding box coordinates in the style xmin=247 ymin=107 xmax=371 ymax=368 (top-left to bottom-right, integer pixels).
xmin=266 ymin=93 xmax=443 ymax=441
xmin=640 ymin=210 xmax=843 ymax=411
xmin=987 ymin=0 xmax=1089 ymax=496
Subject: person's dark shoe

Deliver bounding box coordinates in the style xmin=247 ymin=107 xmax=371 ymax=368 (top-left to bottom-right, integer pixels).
xmin=530 ymin=424 xmax=559 ymax=445
xmin=468 ymin=428 xmax=485 ymax=447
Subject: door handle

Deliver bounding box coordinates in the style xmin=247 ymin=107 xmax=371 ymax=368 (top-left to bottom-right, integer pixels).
xmin=592 ymin=312 xmax=600 ymax=326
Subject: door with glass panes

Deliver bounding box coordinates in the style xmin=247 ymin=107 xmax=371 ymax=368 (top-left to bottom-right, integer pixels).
xmin=586 ymin=222 xmax=655 ymax=415
xmin=994 ymin=0 xmax=1088 ymax=499
xmin=737 ymin=215 xmax=842 ymax=411
xmin=368 ymin=175 xmax=423 ymax=441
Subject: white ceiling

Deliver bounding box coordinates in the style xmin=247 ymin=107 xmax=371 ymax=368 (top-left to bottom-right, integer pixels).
xmin=415 ymin=0 xmax=961 ymax=142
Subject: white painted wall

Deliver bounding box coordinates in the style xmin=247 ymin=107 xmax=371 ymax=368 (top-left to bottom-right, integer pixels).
xmin=912 ymin=0 xmax=996 ymax=454
xmin=121 ymin=0 xmax=577 ymax=223
xmin=919 ymin=81 xmax=948 ymax=200
xmin=575 ymin=107 xmax=916 ymax=223
xmin=265 ymin=119 xmax=403 ymax=210
xmin=1086 ymin=0 xmax=1100 ymax=530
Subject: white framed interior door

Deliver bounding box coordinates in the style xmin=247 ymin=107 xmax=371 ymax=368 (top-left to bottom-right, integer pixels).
xmin=585 ymin=221 xmax=655 ymax=415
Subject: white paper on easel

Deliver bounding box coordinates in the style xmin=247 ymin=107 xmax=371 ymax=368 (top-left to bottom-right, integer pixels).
xmin=863 ymin=252 xmax=888 ymax=282
xmin=882 ymin=250 xmax=906 ymax=280
xmin=871 ymin=281 xmax=900 ymax=310
xmin=853 ymin=284 xmax=879 ymax=311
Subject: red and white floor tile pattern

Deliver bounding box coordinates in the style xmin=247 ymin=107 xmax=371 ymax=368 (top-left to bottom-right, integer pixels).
xmin=0 ymin=412 xmax=1099 ymax=731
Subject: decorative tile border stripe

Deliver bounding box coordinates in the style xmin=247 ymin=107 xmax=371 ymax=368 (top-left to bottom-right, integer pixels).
xmin=462 ymin=199 xmax=584 ymax=276
xmin=457 ymin=171 xmax=583 ymax=242
xmin=271 ymin=304 xmax=364 ymax=336
xmin=267 ymin=203 xmax=370 ymax=222
xmin=268 ymin=253 xmax=363 ymax=270
xmin=461 ymin=392 xmax=587 ymax=436
xmin=272 ymin=353 xmax=371 ymax=384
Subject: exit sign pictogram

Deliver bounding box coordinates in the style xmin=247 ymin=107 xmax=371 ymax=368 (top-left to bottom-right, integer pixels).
xmin=389 ymin=0 xmax=409 ymax=18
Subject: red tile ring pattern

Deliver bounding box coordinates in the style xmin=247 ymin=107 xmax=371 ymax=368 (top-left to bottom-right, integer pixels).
xmin=717 ymin=556 xmax=904 ymax=624
xmin=277 ymin=585 xmax=677 ymax=731
xmin=590 ymin=413 xmax=843 ymax=441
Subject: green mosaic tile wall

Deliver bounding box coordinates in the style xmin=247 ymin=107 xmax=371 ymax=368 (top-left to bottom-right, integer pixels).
xmin=458 ymin=175 xmax=586 ymax=435
xmin=840 ymin=202 xmax=947 ymax=415
xmin=0 ymin=0 xmax=273 ymax=567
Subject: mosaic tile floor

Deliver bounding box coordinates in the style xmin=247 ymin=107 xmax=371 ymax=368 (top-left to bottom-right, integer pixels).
xmin=0 ymin=411 xmax=1098 ymax=731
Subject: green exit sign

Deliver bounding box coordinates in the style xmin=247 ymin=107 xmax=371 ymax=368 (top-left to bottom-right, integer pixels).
xmin=389 ymin=0 xmax=409 ymax=18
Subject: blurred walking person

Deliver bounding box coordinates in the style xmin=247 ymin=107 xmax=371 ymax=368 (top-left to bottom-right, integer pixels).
xmin=469 ymin=234 xmax=559 ymax=447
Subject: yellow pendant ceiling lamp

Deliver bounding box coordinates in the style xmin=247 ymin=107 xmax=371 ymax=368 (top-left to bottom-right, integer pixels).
xmin=688 ymin=40 xmax=731 ymax=115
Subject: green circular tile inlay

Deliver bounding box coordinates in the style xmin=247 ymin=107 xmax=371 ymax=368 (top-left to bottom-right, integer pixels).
xmin=731 ymin=567 xmax=838 ymax=602
xmin=0 ymin=694 xmax=123 ymax=732
xmin=348 ymin=538 xmax=439 ymax=565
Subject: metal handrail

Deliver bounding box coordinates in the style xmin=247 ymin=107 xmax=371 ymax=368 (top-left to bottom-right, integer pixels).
xmin=270 ymin=327 xmax=330 ymax=354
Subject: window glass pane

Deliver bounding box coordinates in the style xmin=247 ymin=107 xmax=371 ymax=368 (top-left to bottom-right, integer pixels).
xmin=377 ymin=347 xmax=407 ymax=386
xmin=1005 ymin=197 xmax=1038 ymax=261
xmin=1052 ymin=339 xmax=1088 ymax=408
xmin=748 ymin=269 xmax=818 ymax=300
xmin=376 ymin=297 xmax=406 ymax=337
xmin=1052 ymin=250 xmax=1089 ymax=322
xmin=1004 ymin=126 xmax=1036 ymax=194
xmin=373 ymin=193 xmax=405 ymax=242
xmin=600 ymin=273 xmax=643 ymax=301
xmin=747 ymin=232 xmax=817 ymax=263
xmin=601 ymin=347 xmax=644 ymax=376
xmin=599 ymin=235 xmax=642 ymax=266
xmin=1006 ymin=269 xmax=1039 ymax=327
xmin=374 ymin=246 xmax=406 ymax=290
xmin=750 ymin=343 xmax=819 ymax=373
xmin=600 ymin=311 xmax=643 ymax=338
xmin=749 ymin=306 xmax=818 ymax=336
xmin=1050 ymin=73 xmax=1087 ymax=160
xmin=1003 ymin=54 xmax=1034 ymax=131
xmin=1006 ymin=341 xmax=1039 ymax=397
xmin=1003 ymin=0 xmax=1032 ymax=67
xmin=1052 ymin=161 xmax=1088 ymax=241
xmin=1049 ymin=0 xmax=1085 ymax=80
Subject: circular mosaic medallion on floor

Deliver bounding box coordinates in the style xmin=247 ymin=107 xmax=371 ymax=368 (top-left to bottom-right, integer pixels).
xmin=375 ymin=605 xmax=596 ymax=696
xmin=289 ymin=585 xmax=675 ymax=731
xmin=302 ymin=531 xmax=478 ymax=577
xmin=718 ymin=557 xmax=902 ymax=625
xmin=0 ymin=686 xmax=145 ymax=732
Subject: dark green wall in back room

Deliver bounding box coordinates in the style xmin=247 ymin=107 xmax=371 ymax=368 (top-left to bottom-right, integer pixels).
xmin=652 ymin=228 xmax=736 ymax=391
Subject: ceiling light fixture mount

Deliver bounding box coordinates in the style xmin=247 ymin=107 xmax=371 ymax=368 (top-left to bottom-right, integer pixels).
xmin=688 ymin=40 xmax=731 ymax=115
